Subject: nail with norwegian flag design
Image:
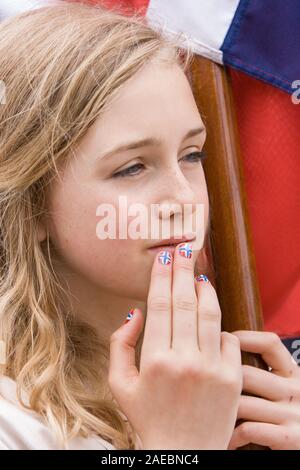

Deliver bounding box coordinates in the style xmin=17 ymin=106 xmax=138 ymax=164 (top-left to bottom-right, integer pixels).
xmin=195 ymin=274 xmax=209 ymax=282
xmin=124 ymin=308 xmax=135 ymax=324
xmin=158 ymin=250 xmax=172 ymax=265
xmin=178 ymin=242 xmax=193 ymax=259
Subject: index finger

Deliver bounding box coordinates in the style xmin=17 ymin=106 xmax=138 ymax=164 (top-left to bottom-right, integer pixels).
xmin=141 ymin=250 xmax=172 ymax=360
xmin=231 ymin=330 xmax=298 ymax=377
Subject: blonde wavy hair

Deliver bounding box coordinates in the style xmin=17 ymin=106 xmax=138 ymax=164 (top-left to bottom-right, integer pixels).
xmin=0 ymin=0 xmax=200 ymax=450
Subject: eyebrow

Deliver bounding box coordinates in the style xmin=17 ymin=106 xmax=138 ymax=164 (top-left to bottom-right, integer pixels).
xmin=97 ymin=126 xmax=206 ymax=162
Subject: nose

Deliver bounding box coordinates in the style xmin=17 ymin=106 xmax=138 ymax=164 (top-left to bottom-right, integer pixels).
xmin=156 ymin=166 xmax=199 ymax=220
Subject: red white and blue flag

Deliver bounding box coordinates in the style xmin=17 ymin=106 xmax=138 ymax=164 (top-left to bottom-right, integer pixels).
xmin=145 ymin=0 xmax=300 ymax=96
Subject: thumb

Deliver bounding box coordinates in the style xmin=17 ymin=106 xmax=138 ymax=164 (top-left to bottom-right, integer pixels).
xmin=109 ymin=307 xmax=144 ymax=391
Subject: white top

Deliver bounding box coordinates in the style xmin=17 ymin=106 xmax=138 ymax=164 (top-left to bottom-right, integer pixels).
xmin=0 ymin=375 xmax=116 ymax=450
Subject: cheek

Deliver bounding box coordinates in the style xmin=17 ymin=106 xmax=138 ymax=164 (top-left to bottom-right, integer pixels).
xmin=191 ymin=174 xmax=209 ymax=233
xmin=47 ymin=185 xmax=151 ymax=298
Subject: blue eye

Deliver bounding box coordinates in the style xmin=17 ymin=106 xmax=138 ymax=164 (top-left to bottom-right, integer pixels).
xmin=112 ymin=163 xmax=144 ymax=178
xmin=112 ymin=150 xmax=207 ymax=178
xmin=183 ymin=150 xmax=207 ymax=164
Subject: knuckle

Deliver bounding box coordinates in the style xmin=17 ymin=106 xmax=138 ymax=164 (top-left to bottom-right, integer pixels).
xmin=286 ymin=380 xmax=299 ymax=398
xmin=175 ymin=360 xmax=202 ymax=381
xmin=197 ymin=362 xmax=219 ymax=381
xmin=202 ymin=307 xmax=221 ymax=322
xmin=144 ymin=354 xmax=171 ymax=377
xmin=208 ymin=364 xmax=223 ymax=381
xmin=145 ymin=355 xmax=203 ymax=382
xmin=221 ymin=370 xmax=242 ymax=390
xmin=173 ymin=295 xmax=197 ymax=312
xmin=222 ymin=331 xmax=241 ymax=353
xmin=267 ymin=332 xmax=281 ymax=348
xmin=148 ymin=296 xmax=171 ymax=313
xmin=237 ymin=422 xmax=253 ymax=439
xmin=107 ymin=372 xmax=119 ymax=392
xmin=178 ymin=262 xmax=194 ymax=273
xmin=241 ymin=364 xmax=252 ymax=378
xmin=110 ymin=331 xmax=121 ymax=344
xmin=222 ymin=331 xmax=240 ymax=346
xmin=155 ymin=266 xmax=171 ymax=276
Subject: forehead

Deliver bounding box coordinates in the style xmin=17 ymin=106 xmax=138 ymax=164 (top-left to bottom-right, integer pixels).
xmin=91 ymin=61 xmax=204 ymax=141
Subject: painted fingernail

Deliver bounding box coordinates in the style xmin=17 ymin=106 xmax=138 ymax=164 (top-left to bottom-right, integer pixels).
xmin=178 ymin=242 xmax=192 ymax=258
xmin=124 ymin=308 xmax=135 ymax=324
xmin=195 ymin=274 xmax=209 ymax=282
xmin=158 ymin=250 xmax=172 ymax=265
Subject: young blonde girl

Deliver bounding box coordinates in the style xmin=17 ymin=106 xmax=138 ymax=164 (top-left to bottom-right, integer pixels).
xmin=0 ymin=1 xmax=299 ymax=450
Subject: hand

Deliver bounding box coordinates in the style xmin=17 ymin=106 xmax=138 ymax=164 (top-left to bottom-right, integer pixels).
xmin=108 ymin=242 xmax=242 ymax=450
xmin=228 ymin=330 xmax=300 ymax=449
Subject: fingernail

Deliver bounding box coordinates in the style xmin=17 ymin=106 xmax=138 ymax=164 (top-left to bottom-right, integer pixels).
xmin=178 ymin=242 xmax=192 ymax=258
xmin=195 ymin=274 xmax=209 ymax=282
xmin=124 ymin=308 xmax=135 ymax=324
xmin=158 ymin=250 xmax=172 ymax=265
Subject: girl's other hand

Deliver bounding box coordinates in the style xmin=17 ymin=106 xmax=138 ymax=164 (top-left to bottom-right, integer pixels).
xmin=108 ymin=243 xmax=242 ymax=450
xmin=228 ymin=330 xmax=300 ymax=449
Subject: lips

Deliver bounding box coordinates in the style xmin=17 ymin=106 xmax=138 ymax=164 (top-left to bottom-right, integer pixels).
xmin=148 ymin=236 xmax=196 ymax=249
xmin=152 ymin=241 xmax=180 ymax=248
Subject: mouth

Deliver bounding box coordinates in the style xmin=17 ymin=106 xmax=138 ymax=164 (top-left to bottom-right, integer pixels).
xmin=147 ymin=237 xmax=196 ymax=254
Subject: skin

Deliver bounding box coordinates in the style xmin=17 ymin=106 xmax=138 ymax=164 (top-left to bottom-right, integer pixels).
xmin=38 ymin=59 xmax=300 ymax=449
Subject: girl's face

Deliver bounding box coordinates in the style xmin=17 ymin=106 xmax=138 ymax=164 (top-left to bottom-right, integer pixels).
xmin=44 ymin=60 xmax=209 ymax=302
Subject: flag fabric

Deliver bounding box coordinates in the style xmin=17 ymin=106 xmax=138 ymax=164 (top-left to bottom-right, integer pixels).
xmin=229 ymin=69 xmax=300 ymax=337
xmin=146 ymin=0 xmax=300 ymax=96
xmin=1 ymin=0 xmax=300 ymax=337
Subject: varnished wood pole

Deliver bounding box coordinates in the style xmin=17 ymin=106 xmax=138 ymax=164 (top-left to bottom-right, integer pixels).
xmin=188 ymin=56 xmax=269 ymax=450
